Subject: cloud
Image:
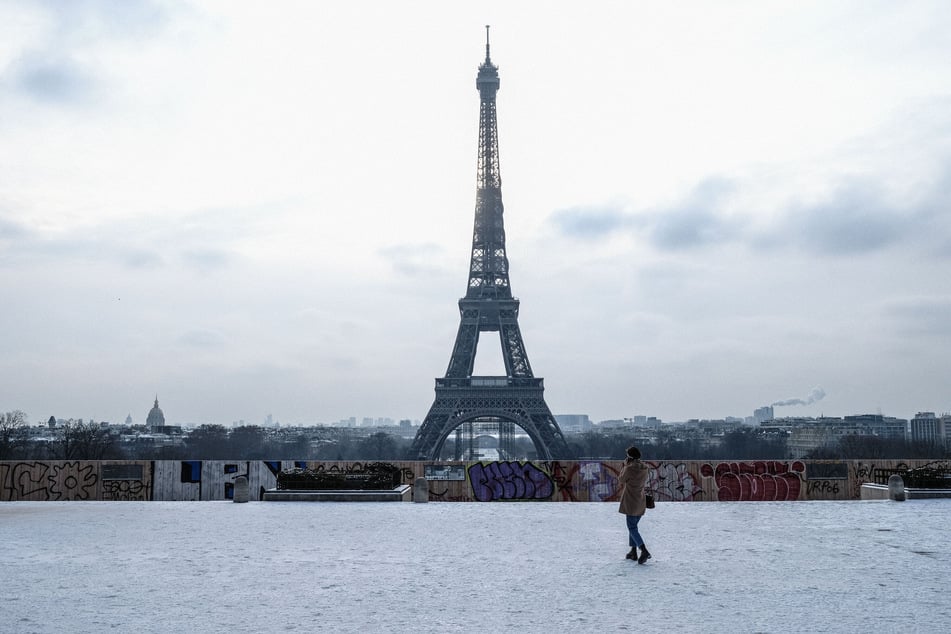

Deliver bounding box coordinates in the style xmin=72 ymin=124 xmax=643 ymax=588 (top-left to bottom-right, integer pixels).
xmin=884 ymin=297 xmax=951 ymax=337
xmin=548 ymin=177 xmax=744 ymax=249
xmin=379 ymin=243 xmax=449 ymax=277
xmin=9 ymin=53 xmax=97 ymax=105
xmin=547 ymin=167 xmax=951 ymax=257
xmin=0 ymin=217 xmax=27 ymax=240
xmin=0 ymin=0 xmax=175 ymax=106
xmin=0 ymin=215 xmax=240 ymax=273
xmin=649 ymin=208 xmax=740 ymax=251
xmin=548 ymin=205 xmax=634 ymax=240
xmin=647 ymin=178 xmax=741 ymax=250
xmin=181 ymin=249 xmax=233 ymax=272
xmin=177 ymin=329 xmax=226 ymax=348
xmin=120 ymin=249 xmax=164 ymax=269
xmin=776 ymin=185 xmax=912 ymax=255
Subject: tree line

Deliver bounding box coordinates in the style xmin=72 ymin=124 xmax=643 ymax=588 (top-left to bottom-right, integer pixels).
xmin=2 ymin=411 xmax=948 ymax=461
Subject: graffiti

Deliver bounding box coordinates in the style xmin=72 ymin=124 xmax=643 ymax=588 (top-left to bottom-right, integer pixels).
xmin=580 ymin=461 xmax=620 ymax=501
xmin=545 ymin=461 xmax=578 ymax=501
xmin=311 ymin=462 xmax=370 ymax=474
xmin=700 ymin=461 xmax=805 ymax=501
xmin=102 ymin=479 xmax=150 ymax=501
xmin=4 ymin=459 xmax=938 ymax=502
xmin=807 ymin=480 xmax=840 ymax=496
xmin=0 ymin=461 xmax=98 ymax=501
xmin=850 ymin=463 xmax=874 ymax=499
xmin=1 ymin=462 xmax=52 ymax=500
xmin=312 ymin=462 xmax=377 ymax=474
xmin=302 ymin=461 xmax=415 ymax=484
xmin=48 ymin=462 xmax=98 ymax=500
xmin=648 ymin=462 xmax=704 ymax=501
xmin=427 ymin=485 xmax=471 ymax=502
xmin=468 ymin=461 xmax=554 ymax=502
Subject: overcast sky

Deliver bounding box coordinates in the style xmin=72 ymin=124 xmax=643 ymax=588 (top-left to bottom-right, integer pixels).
xmin=2 ymin=1 xmax=950 ymax=427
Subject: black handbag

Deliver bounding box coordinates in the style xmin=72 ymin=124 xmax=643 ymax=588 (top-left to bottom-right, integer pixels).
xmin=645 ymin=493 xmax=655 ymax=509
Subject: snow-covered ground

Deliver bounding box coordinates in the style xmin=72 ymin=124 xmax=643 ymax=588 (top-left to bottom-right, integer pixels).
xmin=2 ymin=500 xmax=948 ymax=633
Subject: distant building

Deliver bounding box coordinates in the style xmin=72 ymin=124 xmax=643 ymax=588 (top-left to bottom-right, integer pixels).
xmin=555 ymin=414 xmax=593 ymax=433
xmin=145 ymin=396 xmax=181 ymax=435
xmin=753 ymin=406 xmax=774 ymax=424
xmin=783 ymin=417 xmax=844 ymax=457
xmin=598 ymin=418 xmax=633 ymax=431
xmin=843 ymin=414 xmax=907 ymax=439
xmin=781 ymin=414 xmax=911 ymax=457
xmin=696 ymin=419 xmax=743 ymax=434
xmin=146 ymin=396 xmax=166 ymax=431
xmin=632 ymin=416 xmax=662 ymax=429
xmin=910 ymin=412 xmax=944 ymax=446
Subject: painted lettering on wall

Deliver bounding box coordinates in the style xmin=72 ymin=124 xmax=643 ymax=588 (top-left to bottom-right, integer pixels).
xmin=700 ymin=460 xmax=805 ymax=501
xmin=0 ymin=461 xmax=99 ymax=500
xmin=468 ymin=461 xmax=554 ymax=501
xmin=648 ymin=462 xmax=704 ymax=501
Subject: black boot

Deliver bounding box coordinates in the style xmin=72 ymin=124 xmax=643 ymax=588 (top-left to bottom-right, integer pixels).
xmin=625 ymin=547 xmax=638 ymax=560
xmin=637 ymin=545 xmax=652 ymax=564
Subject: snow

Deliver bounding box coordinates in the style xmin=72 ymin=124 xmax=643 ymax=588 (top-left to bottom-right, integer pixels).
xmin=2 ymin=500 xmax=949 ymax=633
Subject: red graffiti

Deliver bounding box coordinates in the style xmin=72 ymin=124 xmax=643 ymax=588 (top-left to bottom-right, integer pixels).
xmin=546 ymin=461 xmax=580 ymax=501
xmin=701 ymin=461 xmax=805 ymax=501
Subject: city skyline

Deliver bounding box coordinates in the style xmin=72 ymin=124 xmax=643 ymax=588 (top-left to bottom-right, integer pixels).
xmin=2 ymin=2 xmax=950 ymax=427
xmin=32 ymin=396 xmax=945 ymax=431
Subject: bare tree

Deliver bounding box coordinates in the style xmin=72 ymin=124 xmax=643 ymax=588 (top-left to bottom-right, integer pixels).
xmin=0 ymin=410 xmax=30 ymax=459
xmin=49 ymin=421 xmax=122 ymax=460
xmin=183 ymin=424 xmax=230 ymax=459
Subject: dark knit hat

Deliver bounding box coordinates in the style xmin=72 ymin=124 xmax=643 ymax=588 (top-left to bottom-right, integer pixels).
xmin=626 ymin=446 xmax=641 ymax=460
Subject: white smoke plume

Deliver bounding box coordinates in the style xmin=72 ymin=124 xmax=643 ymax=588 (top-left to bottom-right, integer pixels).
xmin=772 ymin=386 xmax=826 ymax=407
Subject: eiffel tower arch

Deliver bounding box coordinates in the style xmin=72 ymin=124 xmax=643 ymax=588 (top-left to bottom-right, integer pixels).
xmin=411 ymin=28 xmax=569 ymax=461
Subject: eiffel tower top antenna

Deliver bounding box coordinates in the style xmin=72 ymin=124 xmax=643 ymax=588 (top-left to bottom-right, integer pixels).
xmin=484 ymin=24 xmax=491 ymax=62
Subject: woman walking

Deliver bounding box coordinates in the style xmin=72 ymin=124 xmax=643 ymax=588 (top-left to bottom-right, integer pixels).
xmin=618 ymin=445 xmax=651 ymax=563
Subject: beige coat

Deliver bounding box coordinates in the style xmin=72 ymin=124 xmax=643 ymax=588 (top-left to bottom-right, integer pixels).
xmin=617 ymin=459 xmax=649 ymax=516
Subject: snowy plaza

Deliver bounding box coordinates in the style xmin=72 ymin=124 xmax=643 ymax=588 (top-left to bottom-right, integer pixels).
xmin=2 ymin=499 xmax=949 ymax=633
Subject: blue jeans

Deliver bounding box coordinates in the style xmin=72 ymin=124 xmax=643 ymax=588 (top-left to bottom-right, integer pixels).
xmin=626 ymin=514 xmax=644 ymax=548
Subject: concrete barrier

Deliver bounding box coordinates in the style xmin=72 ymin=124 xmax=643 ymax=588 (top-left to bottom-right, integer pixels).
xmin=887 ymin=474 xmax=906 ymax=502
xmin=233 ymin=476 xmax=250 ymax=503
xmin=413 ymin=477 xmax=429 ymax=503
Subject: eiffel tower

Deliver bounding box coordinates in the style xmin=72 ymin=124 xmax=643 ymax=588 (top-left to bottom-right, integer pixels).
xmin=410 ymin=28 xmax=569 ymax=461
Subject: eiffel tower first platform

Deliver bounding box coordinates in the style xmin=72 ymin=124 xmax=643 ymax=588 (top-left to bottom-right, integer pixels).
xmin=410 ymin=28 xmax=569 ymax=461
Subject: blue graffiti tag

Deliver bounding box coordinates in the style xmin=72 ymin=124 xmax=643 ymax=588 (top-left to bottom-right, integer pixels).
xmin=467 ymin=461 xmax=554 ymax=501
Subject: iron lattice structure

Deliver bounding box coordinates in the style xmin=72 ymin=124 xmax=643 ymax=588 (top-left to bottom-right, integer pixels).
xmin=411 ymin=29 xmax=569 ymax=461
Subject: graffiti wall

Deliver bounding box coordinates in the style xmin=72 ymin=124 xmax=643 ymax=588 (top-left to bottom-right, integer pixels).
xmin=0 ymin=461 xmax=153 ymax=501
xmin=0 ymin=459 xmax=936 ymax=502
